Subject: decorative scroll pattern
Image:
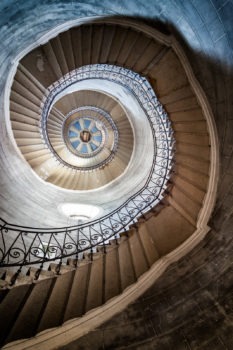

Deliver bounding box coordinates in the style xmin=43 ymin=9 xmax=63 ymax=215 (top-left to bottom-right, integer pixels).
xmin=41 ymin=64 xmax=168 ymax=170
xmin=0 ymin=65 xmax=175 ymax=267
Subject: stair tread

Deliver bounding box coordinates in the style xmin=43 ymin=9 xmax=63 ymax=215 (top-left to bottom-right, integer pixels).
xmin=37 ymin=271 xmax=75 ymax=333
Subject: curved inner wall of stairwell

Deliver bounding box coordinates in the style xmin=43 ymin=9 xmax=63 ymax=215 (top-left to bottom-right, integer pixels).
xmin=43 ymin=78 xmax=154 ymax=188
xmin=2 ymin=17 xmax=176 ymax=228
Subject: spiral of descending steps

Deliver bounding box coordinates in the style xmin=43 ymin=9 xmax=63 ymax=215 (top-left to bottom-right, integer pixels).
xmin=38 ymin=85 xmax=135 ymax=190
xmin=0 ymin=17 xmax=218 ymax=350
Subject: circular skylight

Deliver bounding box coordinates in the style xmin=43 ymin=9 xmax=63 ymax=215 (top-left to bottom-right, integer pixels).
xmin=66 ymin=116 xmax=105 ymax=158
xmin=58 ymin=203 xmax=102 ymax=221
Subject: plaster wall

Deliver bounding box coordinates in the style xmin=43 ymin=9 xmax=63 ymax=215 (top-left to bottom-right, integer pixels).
xmin=0 ymin=0 xmax=233 ymax=348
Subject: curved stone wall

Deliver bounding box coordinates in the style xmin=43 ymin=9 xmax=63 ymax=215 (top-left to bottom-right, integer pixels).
xmin=58 ymin=2 xmax=233 ymax=350
xmin=0 ymin=0 xmax=232 ymax=349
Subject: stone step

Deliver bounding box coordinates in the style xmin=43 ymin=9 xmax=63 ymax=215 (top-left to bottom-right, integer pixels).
xmin=11 ymin=90 xmax=40 ymax=112
xmin=29 ymin=266 xmax=56 ymax=281
xmin=10 ymin=111 xmax=40 ymax=125
xmin=37 ymin=272 xmax=74 ymax=333
xmin=104 ymin=243 xmax=121 ymax=302
xmin=0 ymin=284 xmax=33 ymax=346
xmin=127 ymin=227 xmax=149 ymax=278
xmin=137 ymin=222 xmax=160 ymax=267
xmin=12 ymin=79 xmax=42 ymax=106
xmin=63 ymin=263 xmax=91 ymax=321
xmin=85 ymin=253 xmax=104 ymax=312
xmin=144 ymin=205 xmax=195 ymax=256
xmin=7 ymin=279 xmax=57 ymax=344
xmin=118 ymin=232 xmax=136 ymax=291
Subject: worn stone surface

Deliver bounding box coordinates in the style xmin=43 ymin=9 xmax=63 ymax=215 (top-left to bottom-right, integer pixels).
xmin=0 ymin=0 xmax=231 ymax=227
xmin=0 ymin=0 xmax=233 ymax=349
xmin=56 ymin=0 xmax=233 ymax=349
xmin=61 ymin=221 xmax=233 ymax=349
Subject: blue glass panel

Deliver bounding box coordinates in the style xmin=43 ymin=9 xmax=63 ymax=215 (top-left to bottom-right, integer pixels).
xmin=74 ymin=121 xmax=81 ymax=130
xmin=68 ymin=131 xmax=78 ymax=138
xmin=71 ymin=140 xmax=80 ymax=149
xmin=93 ymin=135 xmax=102 ymax=143
xmin=84 ymin=119 xmax=91 ymax=129
xmin=91 ymin=126 xmax=98 ymax=133
xmin=81 ymin=144 xmax=88 ymax=154
xmin=90 ymin=142 xmax=98 ymax=151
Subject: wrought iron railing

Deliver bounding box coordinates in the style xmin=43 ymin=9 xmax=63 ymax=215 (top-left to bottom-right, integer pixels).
xmin=0 ymin=64 xmax=175 ymax=269
xmin=41 ymin=64 xmax=171 ymax=170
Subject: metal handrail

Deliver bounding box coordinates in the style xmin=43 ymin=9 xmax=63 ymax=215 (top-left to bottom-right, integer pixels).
xmin=0 ymin=65 xmax=175 ymax=267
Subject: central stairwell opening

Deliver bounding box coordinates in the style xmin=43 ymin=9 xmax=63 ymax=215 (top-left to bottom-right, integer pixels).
xmin=0 ymin=17 xmax=218 ymax=350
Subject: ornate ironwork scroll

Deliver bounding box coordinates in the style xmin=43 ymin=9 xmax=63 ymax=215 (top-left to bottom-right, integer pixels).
xmin=0 ymin=64 xmax=175 ymax=267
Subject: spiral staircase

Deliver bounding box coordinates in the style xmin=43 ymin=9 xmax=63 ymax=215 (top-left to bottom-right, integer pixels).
xmin=0 ymin=18 xmax=217 ymax=350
